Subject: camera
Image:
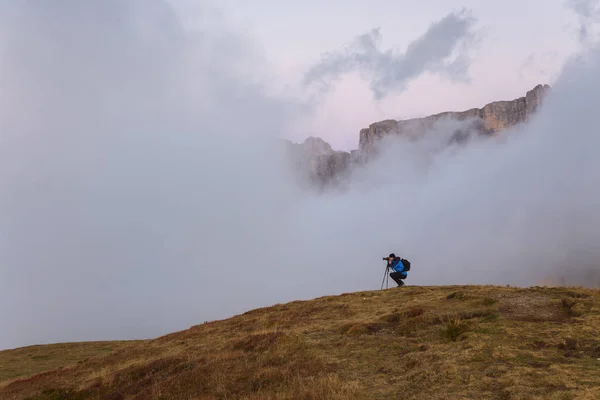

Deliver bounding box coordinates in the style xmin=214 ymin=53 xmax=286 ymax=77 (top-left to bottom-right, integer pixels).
xmin=382 ymin=257 xmax=389 ymax=260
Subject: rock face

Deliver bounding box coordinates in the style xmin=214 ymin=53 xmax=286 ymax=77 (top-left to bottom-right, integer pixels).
xmin=359 ymin=84 xmax=551 ymax=158
xmin=285 ymin=137 xmax=356 ymax=190
xmin=289 ymin=84 xmax=551 ymax=190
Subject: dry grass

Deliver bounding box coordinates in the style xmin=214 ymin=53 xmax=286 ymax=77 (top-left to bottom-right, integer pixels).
xmin=0 ymin=341 xmax=137 ymax=384
xmin=1 ymin=285 xmax=600 ymax=399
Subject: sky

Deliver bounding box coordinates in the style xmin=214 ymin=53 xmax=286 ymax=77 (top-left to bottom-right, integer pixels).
xmin=0 ymin=0 xmax=599 ymax=350
xmin=205 ymin=0 xmax=585 ymax=150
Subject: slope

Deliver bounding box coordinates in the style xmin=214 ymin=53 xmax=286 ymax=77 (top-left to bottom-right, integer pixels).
xmin=1 ymin=285 xmax=599 ymax=399
xmin=0 ymin=341 xmax=138 ymax=383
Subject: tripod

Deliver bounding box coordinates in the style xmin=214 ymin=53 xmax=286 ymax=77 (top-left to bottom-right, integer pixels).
xmin=381 ymin=263 xmax=391 ymax=290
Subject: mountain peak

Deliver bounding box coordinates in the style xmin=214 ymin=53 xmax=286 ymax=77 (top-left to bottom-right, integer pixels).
xmin=301 ymin=136 xmax=334 ymax=155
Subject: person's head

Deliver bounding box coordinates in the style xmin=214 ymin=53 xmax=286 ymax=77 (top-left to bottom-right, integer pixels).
xmin=388 ymin=253 xmax=395 ymax=263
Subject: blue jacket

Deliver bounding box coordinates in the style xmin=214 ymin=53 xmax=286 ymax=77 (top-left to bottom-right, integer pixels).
xmin=390 ymin=257 xmax=407 ymax=275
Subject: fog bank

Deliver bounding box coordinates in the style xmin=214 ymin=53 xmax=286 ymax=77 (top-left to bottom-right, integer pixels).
xmin=0 ymin=1 xmax=599 ymax=350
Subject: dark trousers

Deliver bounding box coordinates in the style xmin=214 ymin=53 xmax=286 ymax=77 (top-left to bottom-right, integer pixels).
xmin=390 ymin=271 xmax=407 ymax=286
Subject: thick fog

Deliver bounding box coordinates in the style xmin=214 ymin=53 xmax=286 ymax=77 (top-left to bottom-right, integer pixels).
xmin=0 ymin=1 xmax=599 ymax=350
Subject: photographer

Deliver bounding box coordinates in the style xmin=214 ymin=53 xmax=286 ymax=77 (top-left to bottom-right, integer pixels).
xmin=383 ymin=253 xmax=409 ymax=287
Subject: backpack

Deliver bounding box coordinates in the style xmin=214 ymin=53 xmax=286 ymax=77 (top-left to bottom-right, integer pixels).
xmin=401 ymin=258 xmax=411 ymax=271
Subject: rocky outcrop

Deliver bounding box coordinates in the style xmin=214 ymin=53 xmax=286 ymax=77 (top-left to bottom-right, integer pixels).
xmin=285 ymin=137 xmax=357 ymax=190
xmin=359 ymin=84 xmax=550 ymax=157
xmin=289 ymin=84 xmax=550 ymax=190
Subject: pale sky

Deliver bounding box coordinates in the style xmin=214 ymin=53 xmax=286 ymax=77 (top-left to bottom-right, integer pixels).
xmin=199 ymin=0 xmax=583 ymax=150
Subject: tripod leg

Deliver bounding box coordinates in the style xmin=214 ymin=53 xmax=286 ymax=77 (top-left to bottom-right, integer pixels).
xmin=386 ymin=271 xmax=389 ymax=289
xmin=386 ymin=267 xmax=390 ymax=289
xmin=381 ymin=265 xmax=390 ymax=290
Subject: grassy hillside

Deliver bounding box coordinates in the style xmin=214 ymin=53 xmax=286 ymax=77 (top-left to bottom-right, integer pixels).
xmin=0 ymin=341 xmax=137 ymax=383
xmin=1 ymin=285 xmax=599 ymax=400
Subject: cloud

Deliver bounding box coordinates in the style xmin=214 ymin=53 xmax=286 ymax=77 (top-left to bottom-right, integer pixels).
xmin=1 ymin=0 xmax=600 ymax=353
xmin=323 ymin=41 xmax=600 ymax=289
xmin=568 ymin=0 xmax=600 ymax=44
xmin=302 ymin=9 xmax=480 ymax=100
xmin=518 ymin=52 xmax=559 ymax=80
xmin=0 ymin=0 xmax=302 ymax=350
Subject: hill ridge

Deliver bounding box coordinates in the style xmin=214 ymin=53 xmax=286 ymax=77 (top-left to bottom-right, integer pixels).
xmin=2 ymin=284 xmax=599 ymax=399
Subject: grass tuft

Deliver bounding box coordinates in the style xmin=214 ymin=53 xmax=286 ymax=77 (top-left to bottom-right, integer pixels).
xmin=482 ymin=297 xmax=498 ymax=306
xmin=24 ymin=388 xmax=85 ymax=400
xmin=231 ymin=331 xmax=286 ymax=352
xmin=446 ymin=291 xmax=466 ymax=300
xmin=560 ymin=297 xmax=582 ymax=317
xmin=441 ymin=316 xmax=470 ymax=342
xmin=404 ymin=307 xmax=425 ymax=318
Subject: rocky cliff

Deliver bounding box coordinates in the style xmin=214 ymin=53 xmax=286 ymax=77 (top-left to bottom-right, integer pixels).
xmin=286 ymin=137 xmax=357 ymax=191
xmin=359 ymin=84 xmax=550 ymax=157
xmin=288 ymin=84 xmax=551 ymax=189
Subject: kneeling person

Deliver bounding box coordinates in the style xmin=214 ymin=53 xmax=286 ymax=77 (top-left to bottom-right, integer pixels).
xmin=387 ymin=253 xmax=408 ymax=287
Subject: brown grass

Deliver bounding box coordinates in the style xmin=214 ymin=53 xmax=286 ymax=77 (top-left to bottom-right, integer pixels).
xmin=1 ymin=285 xmax=600 ymax=399
xmin=0 ymin=341 xmax=137 ymax=383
